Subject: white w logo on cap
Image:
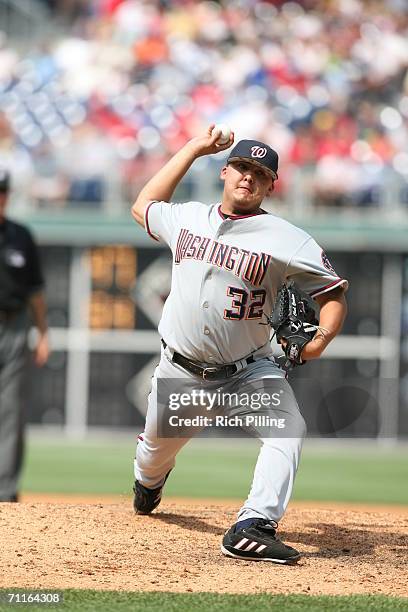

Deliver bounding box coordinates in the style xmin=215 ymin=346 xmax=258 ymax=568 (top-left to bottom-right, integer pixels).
xmin=251 ymin=146 xmax=267 ymax=159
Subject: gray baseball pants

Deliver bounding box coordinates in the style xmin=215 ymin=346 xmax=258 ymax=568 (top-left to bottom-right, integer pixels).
xmin=135 ymin=346 xmax=306 ymax=523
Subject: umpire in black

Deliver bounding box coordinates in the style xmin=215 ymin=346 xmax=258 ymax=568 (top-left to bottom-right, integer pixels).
xmin=0 ymin=168 xmax=49 ymax=502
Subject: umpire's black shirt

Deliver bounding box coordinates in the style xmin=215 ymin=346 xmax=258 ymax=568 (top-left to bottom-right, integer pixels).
xmin=0 ymin=219 xmax=44 ymax=312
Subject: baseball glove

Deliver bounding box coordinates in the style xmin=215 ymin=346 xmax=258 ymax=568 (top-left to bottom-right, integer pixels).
xmin=266 ymin=281 xmax=319 ymax=370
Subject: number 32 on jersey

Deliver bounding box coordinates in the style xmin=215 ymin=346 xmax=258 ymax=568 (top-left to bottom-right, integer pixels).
xmin=224 ymin=287 xmax=266 ymax=321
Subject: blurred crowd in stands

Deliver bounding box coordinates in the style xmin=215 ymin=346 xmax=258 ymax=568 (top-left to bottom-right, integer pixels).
xmin=1 ymin=0 xmax=408 ymax=209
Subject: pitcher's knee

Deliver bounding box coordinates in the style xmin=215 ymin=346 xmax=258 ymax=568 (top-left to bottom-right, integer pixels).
xmin=295 ymin=413 xmax=307 ymax=439
xmin=261 ymin=411 xmax=306 ymax=452
xmin=282 ymin=410 xmax=307 ymax=439
xmin=266 ymin=411 xmax=306 ymax=441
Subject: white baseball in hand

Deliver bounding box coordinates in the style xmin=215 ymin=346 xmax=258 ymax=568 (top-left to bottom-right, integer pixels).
xmin=212 ymin=123 xmax=231 ymax=145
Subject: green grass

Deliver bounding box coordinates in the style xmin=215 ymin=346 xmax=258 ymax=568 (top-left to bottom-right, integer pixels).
xmin=0 ymin=591 xmax=407 ymax=612
xmin=21 ymin=437 xmax=408 ymax=505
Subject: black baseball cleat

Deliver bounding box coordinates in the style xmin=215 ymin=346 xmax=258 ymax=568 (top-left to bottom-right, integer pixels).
xmin=133 ymin=471 xmax=171 ymax=515
xmin=221 ymin=518 xmax=301 ymax=564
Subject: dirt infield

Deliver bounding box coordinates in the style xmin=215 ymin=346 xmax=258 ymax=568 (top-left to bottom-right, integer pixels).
xmin=1 ymin=498 xmax=407 ymax=596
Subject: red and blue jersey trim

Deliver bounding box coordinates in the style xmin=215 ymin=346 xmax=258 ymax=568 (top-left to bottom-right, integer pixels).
xmin=218 ymin=205 xmax=267 ymax=221
xmin=145 ymin=201 xmax=160 ymax=242
xmin=310 ymin=278 xmax=348 ymax=298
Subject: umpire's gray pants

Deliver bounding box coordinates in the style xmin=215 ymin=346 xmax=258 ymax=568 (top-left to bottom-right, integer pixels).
xmin=0 ymin=311 xmax=29 ymax=501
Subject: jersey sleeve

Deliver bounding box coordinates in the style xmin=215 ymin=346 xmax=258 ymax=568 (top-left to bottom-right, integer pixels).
xmin=144 ymin=200 xmax=188 ymax=247
xmin=286 ymin=237 xmax=348 ymax=297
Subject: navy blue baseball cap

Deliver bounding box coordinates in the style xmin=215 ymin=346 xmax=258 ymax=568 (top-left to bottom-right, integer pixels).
xmin=0 ymin=168 xmax=10 ymax=192
xmin=227 ymin=139 xmax=279 ymax=180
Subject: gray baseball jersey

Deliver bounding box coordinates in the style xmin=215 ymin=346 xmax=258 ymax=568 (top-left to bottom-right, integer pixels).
xmin=145 ymin=200 xmax=348 ymax=364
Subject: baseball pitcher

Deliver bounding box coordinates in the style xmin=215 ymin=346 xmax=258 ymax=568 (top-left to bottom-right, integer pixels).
xmin=131 ymin=126 xmax=348 ymax=563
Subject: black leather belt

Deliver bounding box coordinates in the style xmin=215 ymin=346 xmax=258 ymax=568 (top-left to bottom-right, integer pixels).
xmin=162 ymin=340 xmax=254 ymax=381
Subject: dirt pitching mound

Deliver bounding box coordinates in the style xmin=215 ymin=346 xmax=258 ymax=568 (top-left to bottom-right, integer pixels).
xmin=0 ymin=499 xmax=407 ymax=596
